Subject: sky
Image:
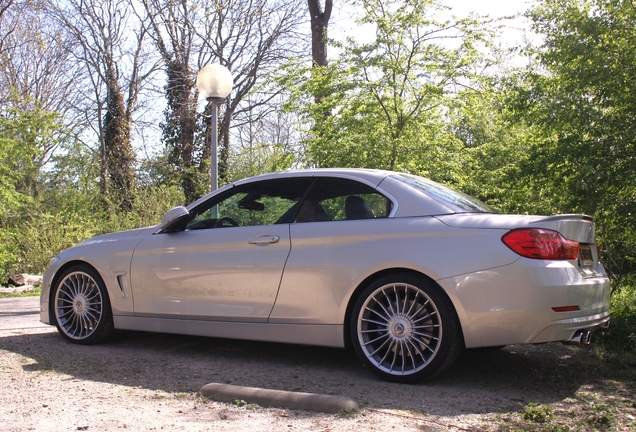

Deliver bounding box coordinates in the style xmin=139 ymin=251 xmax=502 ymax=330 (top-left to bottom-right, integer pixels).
xmin=329 ymin=0 xmax=535 ymax=49
xmin=445 ymin=0 xmax=532 ymax=19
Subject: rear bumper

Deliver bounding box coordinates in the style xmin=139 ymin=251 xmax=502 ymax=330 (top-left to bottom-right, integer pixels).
xmin=440 ymin=259 xmax=611 ymax=349
xmin=531 ymin=311 xmax=611 ymax=344
xmin=562 ymin=319 xmax=611 ymax=345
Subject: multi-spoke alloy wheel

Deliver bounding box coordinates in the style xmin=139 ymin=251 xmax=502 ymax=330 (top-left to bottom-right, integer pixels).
xmin=53 ymin=266 xmax=114 ymax=344
xmin=351 ymin=273 xmax=461 ymax=383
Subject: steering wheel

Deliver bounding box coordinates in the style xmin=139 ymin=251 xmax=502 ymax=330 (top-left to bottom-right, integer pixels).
xmin=214 ymin=216 xmax=239 ymax=228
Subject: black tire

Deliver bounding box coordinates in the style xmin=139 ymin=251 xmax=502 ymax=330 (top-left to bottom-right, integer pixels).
xmin=51 ymin=265 xmax=115 ymax=345
xmin=350 ymin=273 xmax=462 ymax=383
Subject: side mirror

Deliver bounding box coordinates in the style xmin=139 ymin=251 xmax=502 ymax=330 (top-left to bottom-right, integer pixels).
xmin=159 ymin=206 xmax=190 ymax=233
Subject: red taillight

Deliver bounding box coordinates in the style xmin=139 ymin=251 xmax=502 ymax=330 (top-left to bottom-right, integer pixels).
xmin=502 ymin=229 xmax=579 ymax=260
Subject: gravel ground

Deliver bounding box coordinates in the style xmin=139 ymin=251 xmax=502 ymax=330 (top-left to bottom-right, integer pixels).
xmin=1 ymin=296 xmax=635 ymax=432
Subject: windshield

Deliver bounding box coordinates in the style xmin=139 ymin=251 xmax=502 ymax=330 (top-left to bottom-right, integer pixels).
xmin=392 ymin=174 xmax=499 ymax=214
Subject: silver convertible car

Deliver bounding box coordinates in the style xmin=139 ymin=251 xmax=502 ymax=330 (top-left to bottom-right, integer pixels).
xmin=40 ymin=169 xmax=611 ymax=383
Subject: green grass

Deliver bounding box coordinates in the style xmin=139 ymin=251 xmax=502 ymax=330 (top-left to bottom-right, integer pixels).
xmin=0 ymin=285 xmax=41 ymax=298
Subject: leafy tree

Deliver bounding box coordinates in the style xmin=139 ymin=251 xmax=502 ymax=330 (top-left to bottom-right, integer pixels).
xmin=284 ymin=0 xmax=492 ymax=185
xmin=200 ymin=0 xmax=307 ymax=187
xmin=0 ymin=102 xmax=74 ymax=280
xmin=509 ymin=0 xmax=636 ymax=274
xmin=446 ymin=85 xmax=539 ymax=209
xmin=0 ymin=109 xmax=34 ymax=219
xmin=50 ymin=0 xmax=159 ymax=211
xmin=144 ymin=0 xmax=307 ymax=203
xmin=0 ymin=102 xmax=68 ymax=215
xmin=143 ymin=0 xmax=207 ymax=203
xmin=227 ymin=100 xmax=302 ymax=182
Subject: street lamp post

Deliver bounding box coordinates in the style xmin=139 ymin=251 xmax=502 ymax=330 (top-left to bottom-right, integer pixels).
xmin=196 ymin=64 xmax=233 ymax=193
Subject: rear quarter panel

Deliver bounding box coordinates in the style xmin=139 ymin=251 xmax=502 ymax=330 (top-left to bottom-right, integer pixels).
xmin=269 ymin=216 xmax=518 ymax=324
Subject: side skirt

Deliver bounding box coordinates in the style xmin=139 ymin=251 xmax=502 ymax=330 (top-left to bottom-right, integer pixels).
xmin=113 ymin=316 xmax=345 ymax=348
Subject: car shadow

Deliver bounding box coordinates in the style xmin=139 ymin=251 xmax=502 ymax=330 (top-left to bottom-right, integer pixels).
xmin=1 ymin=326 xmax=628 ymax=417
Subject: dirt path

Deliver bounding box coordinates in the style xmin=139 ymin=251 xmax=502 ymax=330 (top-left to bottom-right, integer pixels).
xmin=1 ymin=297 xmax=634 ymax=431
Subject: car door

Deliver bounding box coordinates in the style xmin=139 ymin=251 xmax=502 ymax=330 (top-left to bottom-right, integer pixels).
xmin=269 ymin=176 xmax=395 ymax=324
xmin=129 ymin=177 xmax=314 ymax=322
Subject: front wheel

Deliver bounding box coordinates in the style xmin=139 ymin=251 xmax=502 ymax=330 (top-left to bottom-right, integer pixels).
xmin=52 ymin=265 xmax=115 ymax=345
xmin=350 ymin=273 xmax=462 ymax=383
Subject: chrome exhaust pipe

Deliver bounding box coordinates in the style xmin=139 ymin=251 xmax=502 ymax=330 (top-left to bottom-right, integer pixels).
xmin=563 ymin=330 xmax=592 ymax=345
xmin=581 ymin=330 xmax=591 ymax=345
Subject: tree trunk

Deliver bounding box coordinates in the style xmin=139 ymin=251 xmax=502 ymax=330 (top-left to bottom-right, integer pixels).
xmin=307 ymin=0 xmax=332 ymax=67
xmin=103 ymin=68 xmax=135 ymax=212
xmin=163 ymin=61 xmax=200 ymax=203
xmin=307 ymin=0 xmax=333 ymax=144
xmin=218 ymin=102 xmax=233 ymax=185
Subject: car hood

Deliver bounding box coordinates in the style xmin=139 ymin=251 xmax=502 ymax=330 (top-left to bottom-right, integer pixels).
xmin=76 ymin=226 xmax=152 ymax=246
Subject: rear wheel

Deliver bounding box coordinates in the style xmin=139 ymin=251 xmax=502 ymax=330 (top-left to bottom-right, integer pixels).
xmin=52 ymin=265 xmax=115 ymax=345
xmin=351 ymin=273 xmax=462 ymax=383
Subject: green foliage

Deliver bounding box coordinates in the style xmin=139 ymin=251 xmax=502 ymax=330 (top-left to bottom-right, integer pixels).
xmin=0 ymin=230 xmax=19 ymax=284
xmin=103 ymin=73 xmax=135 ymax=212
xmin=585 ymin=402 xmax=615 ymax=428
xmin=0 ymin=124 xmax=184 ymax=282
xmin=507 ymin=0 xmax=636 ymax=274
xmin=522 ymin=403 xmax=554 ymax=423
xmin=233 ymin=399 xmax=259 ymax=410
xmin=282 ymin=0 xmax=494 ymax=185
xmin=160 ymin=62 xmax=205 ymax=204
xmin=446 ymin=87 xmax=543 ymax=209
xmin=9 ymin=212 xmax=102 ymax=276
xmin=0 ymin=102 xmax=67 ymax=218
xmin=226 ymin=143 xmax=297 ymax=183
xmin=598 ymin=276 xmax=636 ymax=352
xmin=0 ymin=182 xmax=184 ymax=283
xmin=0 ymin=100 xmax=77 ymax=282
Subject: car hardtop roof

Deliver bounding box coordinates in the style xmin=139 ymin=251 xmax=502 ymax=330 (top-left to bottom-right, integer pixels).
xmin=234 ymin=168 xmax=397 ymax=186
xmin=186 ymin=168 xmax=398 ymax=211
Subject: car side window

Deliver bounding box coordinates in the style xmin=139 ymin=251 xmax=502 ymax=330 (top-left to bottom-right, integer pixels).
xmin=295 ymin=177 xmax=392 ymax=223
xmin=186 ymin=177 xmax=314 ymax=230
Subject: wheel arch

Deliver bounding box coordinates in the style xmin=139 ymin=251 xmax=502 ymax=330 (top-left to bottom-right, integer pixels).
xmin=48 ymin=260 xmax=110 ymax=320
xmin=343 ymin=267 xmax=465 ymax=350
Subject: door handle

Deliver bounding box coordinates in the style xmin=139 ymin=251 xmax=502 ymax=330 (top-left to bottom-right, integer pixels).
xmin=248 ymin=235 xmax=280 ymax=245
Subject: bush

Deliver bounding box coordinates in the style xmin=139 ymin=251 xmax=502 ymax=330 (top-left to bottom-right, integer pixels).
xmin=0 ymin=229 xmax=18 ymax=283
xmin=522 ymin=402 xmax=554 ymax=423
xmin=0 ymin=185 xmax=185 ymax=282
xmin=10 ymin=212 xmax=101 ymax=276
xmin=599 ymin=276 xmax=636 ymax=352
